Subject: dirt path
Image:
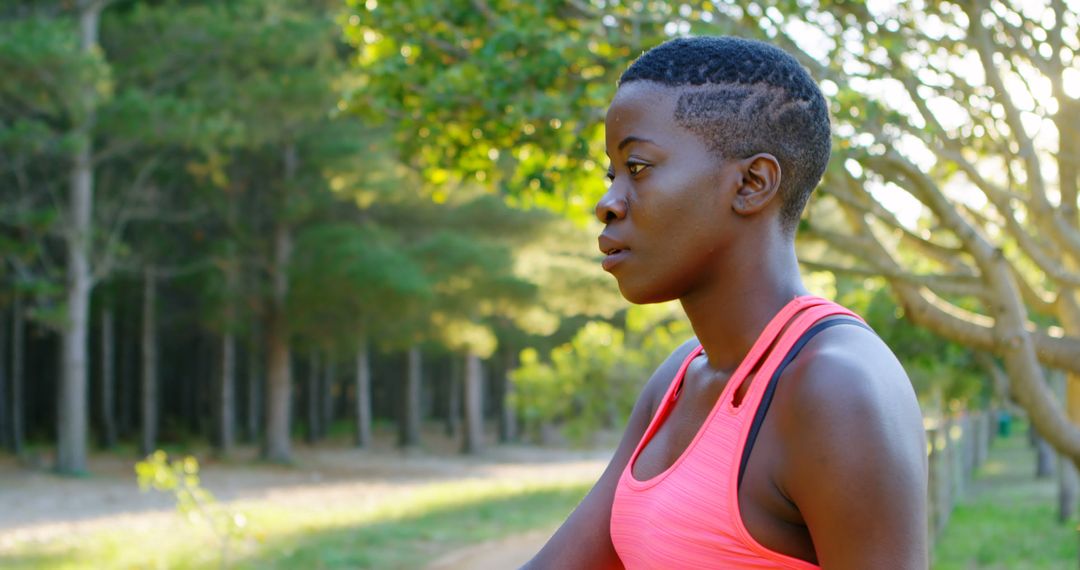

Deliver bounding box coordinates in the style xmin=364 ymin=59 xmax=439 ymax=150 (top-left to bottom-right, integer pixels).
xmin=0 ymin=441 xmax=608 ymax=554
xmin=426 ymin=527 xmax=556 ymax=570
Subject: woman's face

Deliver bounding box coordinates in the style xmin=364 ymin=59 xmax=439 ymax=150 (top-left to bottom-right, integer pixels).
xmin=597 ymin=81 xmax=743 ymax=304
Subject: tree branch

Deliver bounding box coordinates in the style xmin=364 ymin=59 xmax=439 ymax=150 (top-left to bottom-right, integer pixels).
xmin=964 ymin=4 xmax=1080 ymax=259
xmin=814 ymin=199 xmax=1080 ymax=373
xmin=800 ymin=258 xmax=988 ymax=299
xmin=92 ymin=156 xmax=161 ymax=284
xmin=823 ymin=179 xmax=975 ymax=276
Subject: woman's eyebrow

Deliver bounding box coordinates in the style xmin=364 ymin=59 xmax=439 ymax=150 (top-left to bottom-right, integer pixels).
xmin=618 ymin=135 xmax=656 ymax=151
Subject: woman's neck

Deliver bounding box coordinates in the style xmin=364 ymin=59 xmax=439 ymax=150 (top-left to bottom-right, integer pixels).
xmin=679 ymin=242 xmax=808 ymax=374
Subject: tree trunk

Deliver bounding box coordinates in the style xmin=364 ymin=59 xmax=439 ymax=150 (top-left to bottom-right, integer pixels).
xmin=218 ymin=330 xmax=236 ymax=455
xmin=10 ymin=291 xmax=23 ymax=456
xmin=321 ymin=359 xmax=334 ymax=439
xmin=140 ymin=267 xmax=158 ymax=457
xmin=56 ymin=0 xmax=104 ymax=476
xmin=1060 ymin=447 xmax=1079 ymax=522
xmin=246 ymin=328 xmax=261 ymax=442
xmin=306 ymin=350 xmax=320 ymax=444
xmin=262 ymin=142 xmax=297 ymax=463
xmin=462 ymin=352 xmax=484 ymax=454
xmin=99 ymin=308 xmax=116 ymax=448
xmin=118 ymin=305 xmax=133 ymax=438
xmin=197 ymin=337 xmax=212 ymax=437
xmin=445 ymin=355 xmax=461 ymax=437
xmin=1036 ymin=430 xmax=1056 ymax=478
xmin=0 ymin=306 xmax=8 ymax=451
xmin=1055 ymin=370 xmax=1079 ymax=521
xmin=399 ymin=344 xmax=421 ymax=448
xmin=499 ymin=347 xmax=518 ymax=443
xmin=262 ymin=220 xmax=293 ymax=463
xmin=217 ymin=232 xmax=239 ymax=455
xmin=355 ymin=337 xmax=371 ymax=448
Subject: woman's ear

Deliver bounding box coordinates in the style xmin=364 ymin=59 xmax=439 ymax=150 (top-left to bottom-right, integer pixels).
xmin=732 ymin=153 xmax=782 ymax=215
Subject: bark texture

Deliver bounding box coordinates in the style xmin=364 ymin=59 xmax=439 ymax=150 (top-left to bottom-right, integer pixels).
xmin=57 ymin=0 xmax=103 ymax=475
xmin=218 ymin=330 xmax=236 ymax=455
xmin=139 ymin=267 xmax=158 ymax=456
xmin=10 ymin=292 xmax=22 ymax=456
xmin=462 ymin=352 xmax=484 ymax=454
xmin=306 ymin=351 xmax=320 ymax=444
xmin=99 ymin=308 xmax=116 ymax=448
xmin=0 ymin=307 xmax=7 ymax=450
xmin=445 ymin=356 xmax=461 ymax=437
xmin=246 ymin=332 xmax=260 ymax=442
xmin=263 ymin=221 xmax=293 ymax=463
xmin=399 ymin=345 xmax=421 ymax=448
xmin=355 ymin=339 xmax=371 ymax=447
xmin=499 ymin=348 xmax=517 ymax=443
xmin=262 ymin=144 xmax=297 ymax=463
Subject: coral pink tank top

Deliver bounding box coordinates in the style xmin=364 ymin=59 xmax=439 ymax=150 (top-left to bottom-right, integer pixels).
xmin=610 ymin=296 xmax=865 ymax=569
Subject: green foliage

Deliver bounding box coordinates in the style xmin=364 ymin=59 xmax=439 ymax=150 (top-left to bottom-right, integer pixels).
xmin=104 ymin=0 xmax=342 ymax=150
xmin=343 ymin=0 xmax=670 ymax=219
xmin=288 ymin=221 xmax=430 ymax=351
xmin=513 ymin=303 xmax=691 ymax=443
xmin=0 ymin=15 xmax=112 ymax=129
xmin=135 ymin=451 xmax=248 ymax=569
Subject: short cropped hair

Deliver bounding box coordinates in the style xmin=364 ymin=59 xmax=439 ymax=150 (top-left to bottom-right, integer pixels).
xmin=619 ymin=36 xmax=831 ymax=235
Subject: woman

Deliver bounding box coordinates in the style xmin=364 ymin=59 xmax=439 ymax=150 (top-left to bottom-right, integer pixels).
xmin=523 ymin=36 xmax=928 ymax=569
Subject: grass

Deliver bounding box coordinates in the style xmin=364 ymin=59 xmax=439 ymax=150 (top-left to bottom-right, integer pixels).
xmin=236 ymin=481 xmax=586 ymax=569
xmin=932 ymin=425 xmax=1079 ymax=569
xmin=0 ymin=477 xmax=591 ymax=569
xmin=11 ymin=422 xmax=1071 ymax=569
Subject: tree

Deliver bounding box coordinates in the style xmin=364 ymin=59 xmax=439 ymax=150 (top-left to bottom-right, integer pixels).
xmin=0 ymin=1 xmax=115 ymax=473
xmin=725 ymin=0 xmax=1080 ymax=465
xmin=353 ymin=0 xmax=1080 ymax=467
xmin=410 ymin=200 xmax=549 ymax=453
xmin=2 ymin=0 xmax=228 ymax=468
xmin=344 ymin=0 xmax=673 ymax=217
xmin=289 ymin=220 xmax=430 ymax=447
xmin=347 ymin=1 xmax=679 ymax=452
xmin=119 ymin=0 xmax=362 ymax=463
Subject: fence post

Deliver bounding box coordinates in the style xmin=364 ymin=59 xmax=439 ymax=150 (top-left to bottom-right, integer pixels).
xmin=941 ymin=420 xmax=953 ymax=532
xmin=926 ymin=425 xmax=939 ymax=542
xmin=973 ymin=412 xmax=989 ymax=468
xmin=927 ymin=422 xmax=954 ymax=541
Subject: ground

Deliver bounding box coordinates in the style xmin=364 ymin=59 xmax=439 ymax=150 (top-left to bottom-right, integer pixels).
xmin=427 ymin=527 xmax=555 ymax=569
xmin=0 ymin=427 xmax=609 ymax=569
xmin=932 ymin=425 xmax=1079 ymax=569
xmin=2 ymin=424 xmax=1074 ymax=569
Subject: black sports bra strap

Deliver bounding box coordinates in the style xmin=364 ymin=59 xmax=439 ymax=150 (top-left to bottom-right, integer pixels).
xmin=736 ymin=317 xmax=873 ymax=490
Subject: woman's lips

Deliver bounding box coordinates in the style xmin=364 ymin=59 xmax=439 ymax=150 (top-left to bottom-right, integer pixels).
xmin=598 ymin=235 xmax=630 ymax=272
xmin=602 ymin=249 xmax=630 ymax=271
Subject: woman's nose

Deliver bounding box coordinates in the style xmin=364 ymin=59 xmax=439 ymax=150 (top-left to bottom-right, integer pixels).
xmin=595 ymin=186 xmax=627 ymax=224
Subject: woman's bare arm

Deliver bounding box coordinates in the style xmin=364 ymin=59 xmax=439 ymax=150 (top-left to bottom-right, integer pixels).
xmin=780 ymin=327 xmax=928 ymax=569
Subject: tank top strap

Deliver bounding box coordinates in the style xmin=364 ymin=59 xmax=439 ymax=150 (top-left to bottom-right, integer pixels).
xmin=730 ymin=301 xmax=863 ymax=415
xmin=715 ymin=295 xmax=832 ymax=399
xmin=717 ymin=296 xmax=840 ymax=410
xmin=643 ymin=296 xmax=833 ymax=447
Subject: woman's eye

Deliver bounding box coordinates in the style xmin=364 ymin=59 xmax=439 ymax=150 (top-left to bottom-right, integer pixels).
xmin=606 ymin=168 xmax=615 ymax=182
xmin=627 ymin=162 xmax=647 ymax=175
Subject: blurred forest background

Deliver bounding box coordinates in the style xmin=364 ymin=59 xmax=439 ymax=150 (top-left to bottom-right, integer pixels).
xmin=1 ymin=0 xmax=1079 ymax=568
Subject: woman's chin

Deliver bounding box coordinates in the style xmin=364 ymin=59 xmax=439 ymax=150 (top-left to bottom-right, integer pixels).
xmin=617 ymin=282 xmax=678 ymax=305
